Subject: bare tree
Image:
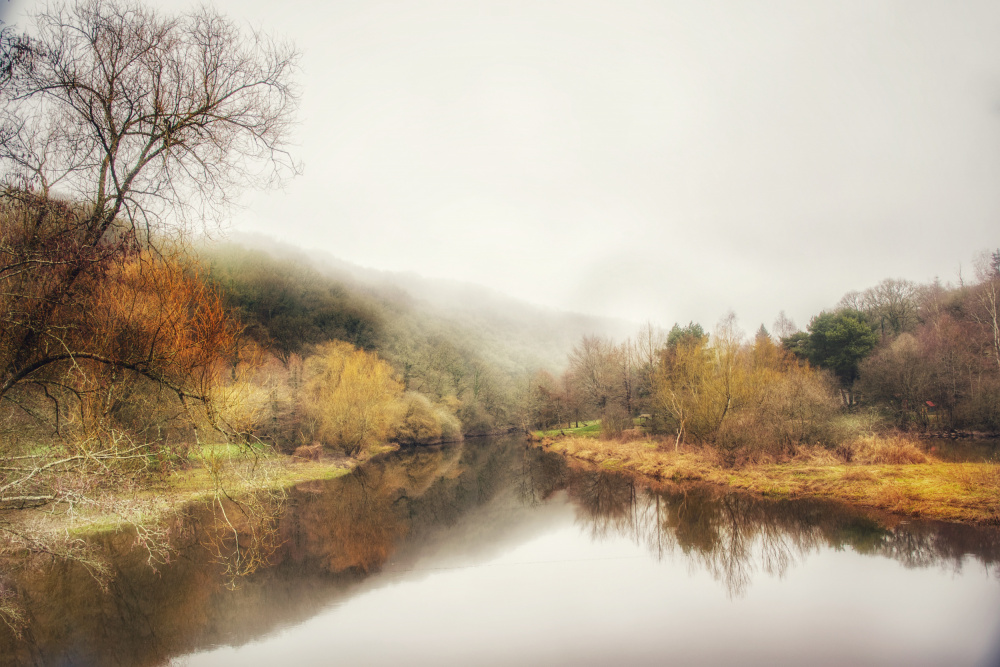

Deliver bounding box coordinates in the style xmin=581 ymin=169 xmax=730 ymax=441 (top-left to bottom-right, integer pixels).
xmin=839 ymin=278 xmax=918 ymax=338
xmin=632 ymin=321 xmax=667 ymax=416
xmin=0 ymin=0 xmax=299 ymax=576
xmin=3 ymin=0 xmax=299 ymax=222
xmin=973 ymin=250 xmax=1000 ymax=373
xmin=772 ymin=310 xmax=797 ymax=340
xmin=615 ymin=337 xmax=637 ymax=416
xmin=567 ymin=334 xmax=617 ymax=414
xmin=0 ymin=0 xmax=298 ymax=406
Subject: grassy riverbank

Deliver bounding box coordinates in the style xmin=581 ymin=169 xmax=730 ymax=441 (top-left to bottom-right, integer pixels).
xmin=533 ymin=434 xmax=1000 ymax=525
xmin=13 ymin=443 xmax=400 ymax=540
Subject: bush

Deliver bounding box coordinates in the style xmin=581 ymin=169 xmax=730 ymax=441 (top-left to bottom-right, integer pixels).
xmin=601 ymin=403 xmax=631 ymax=438
xmin=301 ymin=341 xmax=402 ymax=456
xmin=457 ymin=401 xmax=495 ymax=436
xmin=293 ymin=443 xmax=323 ymax=461
xmin=435 ymin=406 xmax=463 ymax=442
xmin=715 ymin=413 xmax=785 ymax=462
xmin=391 ymin=392 xmax=441 ymax=444
xmin=390 ymin=391 xmax=464 ymax=444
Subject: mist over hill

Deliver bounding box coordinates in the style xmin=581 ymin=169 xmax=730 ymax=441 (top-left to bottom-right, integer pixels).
xmin=195 ymin=234 xmax=636 ymax=438
xmin=216 ymin=232 xmax=634 ymax=374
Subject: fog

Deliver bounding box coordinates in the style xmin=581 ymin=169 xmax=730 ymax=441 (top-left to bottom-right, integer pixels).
xmin=6 ymin=0 xmax=1000 ymax=333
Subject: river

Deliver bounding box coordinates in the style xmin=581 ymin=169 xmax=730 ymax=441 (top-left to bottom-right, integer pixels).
xmin=2 ymin=435 xmax=999 ymax=666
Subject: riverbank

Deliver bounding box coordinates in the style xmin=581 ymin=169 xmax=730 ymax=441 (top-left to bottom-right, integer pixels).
xmin=532 ymin=434 xmax=1000 ymax=525
xmin=3 ymin=443 xmax=401 ymax=542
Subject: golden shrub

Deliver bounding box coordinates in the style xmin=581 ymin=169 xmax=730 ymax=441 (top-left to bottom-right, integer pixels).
xmin=301 ymin=341 xmax=403 ymax=456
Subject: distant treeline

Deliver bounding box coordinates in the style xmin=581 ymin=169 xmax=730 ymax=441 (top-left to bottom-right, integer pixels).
xmin=789 ymin=254 xmax=1000 ymax=430
xmin=529 ymin=250 xmax=1000 ymax=460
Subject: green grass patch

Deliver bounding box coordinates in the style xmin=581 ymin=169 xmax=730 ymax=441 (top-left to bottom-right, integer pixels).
xmin=535 ymin=420 xmax=602 ymax=439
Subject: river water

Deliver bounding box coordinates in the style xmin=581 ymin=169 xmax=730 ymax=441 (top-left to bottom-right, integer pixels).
xmin=2 ymin=435 xmax=999 ymax=666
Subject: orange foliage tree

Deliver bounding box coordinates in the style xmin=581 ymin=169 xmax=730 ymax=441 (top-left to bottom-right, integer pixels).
xmin=0 ymin=198 xmax=255 ymax=511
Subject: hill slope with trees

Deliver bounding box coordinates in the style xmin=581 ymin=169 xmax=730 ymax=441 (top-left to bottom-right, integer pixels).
xmin=197 ymin=238 xmax=632 ymax=445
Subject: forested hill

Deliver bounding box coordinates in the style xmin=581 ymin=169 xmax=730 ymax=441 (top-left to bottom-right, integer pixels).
xmin=197 ymin=235 xmax=631 ymax=435
xmin=204 ymin=234 xmax=631 ymax=370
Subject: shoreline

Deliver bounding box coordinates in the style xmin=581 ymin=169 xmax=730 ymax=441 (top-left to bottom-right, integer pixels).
xmin=4 ymin=444 xmax=401 ymax=542
xmin=531 ymin=434 xmax=1000 ymax=526
xmin=8 ymin=431 xmax=998 ymax=548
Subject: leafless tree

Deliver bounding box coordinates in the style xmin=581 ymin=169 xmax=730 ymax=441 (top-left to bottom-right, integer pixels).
xmin=567 ymin=335 xmax=615 ymax=412
xmin=0 ymin=0 xmax=299 ymax=579
xmin=839 ymin=278 xmax=918 ymax=338
xmin=2 ymin=0 xmax=299 ymax=224
xmin=973 ymin=250 xmax=1000 ymax=373
xmin=772 ymin=310 xmax=797 ymax=340
xmin=0 ymin=0 xmax=299 ymax=408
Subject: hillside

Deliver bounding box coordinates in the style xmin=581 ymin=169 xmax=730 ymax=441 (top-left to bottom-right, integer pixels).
xmin=197 ymin=235 xmax=632 ymax=435
xmin=209 ymin=233 xmax=632 ymax=372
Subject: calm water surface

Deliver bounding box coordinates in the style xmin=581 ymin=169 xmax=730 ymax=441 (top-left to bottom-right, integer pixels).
xmin=2 ymin=435 xmax=999 ymax=666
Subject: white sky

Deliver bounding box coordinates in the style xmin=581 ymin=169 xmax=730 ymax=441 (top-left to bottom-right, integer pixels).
xmin=6 ymin=0 xmax=1000 ymax=334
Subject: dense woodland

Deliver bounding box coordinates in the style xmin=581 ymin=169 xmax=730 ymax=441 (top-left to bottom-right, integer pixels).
xmin=198 ymin=240 xmax=629 ymax=449
xmin=531 ymin=253 xmax=1000 ymax=462
xmin=196 ymin=238 xmax=1000 ymax=465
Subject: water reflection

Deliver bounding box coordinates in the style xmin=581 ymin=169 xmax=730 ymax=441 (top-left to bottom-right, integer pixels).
xmin=521 ymin=444 xmax=1000 ymax=595
xmin=1 ymin=435 xmax=998 ymax=666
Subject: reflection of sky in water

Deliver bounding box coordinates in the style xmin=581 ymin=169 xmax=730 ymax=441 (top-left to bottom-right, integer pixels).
xmin=178 ymin=491 xmax=1000 ymax=667
xmin=4 ymin=437 xmax=995 ymax=666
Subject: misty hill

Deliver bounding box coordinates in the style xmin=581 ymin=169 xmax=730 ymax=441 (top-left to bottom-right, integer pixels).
xmin=208 ymin=233 xmax=631 ymax=372
xmin=197 ymin=235 xmax=631 ymax=433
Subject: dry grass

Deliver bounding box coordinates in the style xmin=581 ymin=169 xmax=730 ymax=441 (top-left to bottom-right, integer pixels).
xmin=536 ymin=433 xmax=1000 ymax=525
xmin=840 ymin=468 xmax=877 ymax=483
xmin=17 ymin=448 xmax=373 ymax=541
xmin=846 ymin=433 xmax=928 ymax=465
xmin=791 ymin=445 xmax=842 ymax=466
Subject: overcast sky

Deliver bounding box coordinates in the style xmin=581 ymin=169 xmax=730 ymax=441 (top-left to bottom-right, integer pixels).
xmin=6 ymin=0 xmax=1000 ymax=334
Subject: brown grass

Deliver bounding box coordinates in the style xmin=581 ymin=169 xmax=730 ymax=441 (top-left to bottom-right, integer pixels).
xmin=293 ymin=443 xmax=323 ymax=461
xmin=840 ymin=468 xmax=877 ymax=483
xmin=846 ymin=433 xmax=928 ymax=465
xmin=535 ymin=433 xmax=1000 ymax=525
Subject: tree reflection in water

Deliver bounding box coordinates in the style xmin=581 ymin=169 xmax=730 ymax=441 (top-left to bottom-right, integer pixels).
xmin=0 ymin=435 xmax=998 ymax=665
xmin=522 ymin=442 xmax=1000 ymax=598
xmin=557 ymin=456 xmax=1000 ymax=597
